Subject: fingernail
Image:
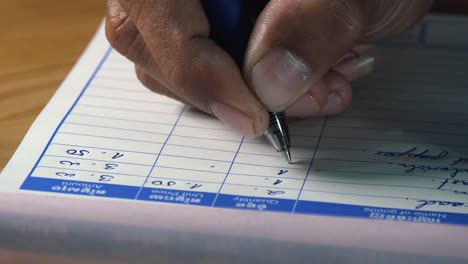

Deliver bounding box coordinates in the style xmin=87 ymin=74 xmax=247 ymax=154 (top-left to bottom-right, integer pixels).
xmin=337 ymin=56 xmax=375 ymax=80
xmin=252 ymin=47 xmax=312 ymax=112
xmin=354 ymin=56 xmax=375 ymax=77
xmin=322 ymin=92 xmax=343 ymax=114
xmin=210 ymin=103 xmax=257 ymax=137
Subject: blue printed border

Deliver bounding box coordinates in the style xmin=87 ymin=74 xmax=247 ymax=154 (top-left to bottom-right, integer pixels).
xmin=22 ymin=177 xmax=468 ymax=225
xmin=22 ymin=47 xmax=114 ymax=188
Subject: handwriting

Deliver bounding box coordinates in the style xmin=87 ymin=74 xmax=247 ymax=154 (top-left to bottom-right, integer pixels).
xmin=99 ymin=175 xmax=114 ymax=182
xmin=60 ymin=160 xmax=80 ymax=166
xmin=188 ymin=183 xmax=203 ymax=189
xmin=66 ymin=149 xmax=90 ymax=156
xmin=266 ymin=190 xmax=285 ymax=196
xmin=56 ymin=172 xmax=76 ymax=177
xmin=112 ymin=152 xmax=124 ymax=159
xmin=438 ymin=179 xmax=468 ymax=189
xmin=273 ymin=179 xmax=283 ymax=185
xmin=390 ymin=162 xmax=468 ymax=178
xmin=376 ymin=147 xmax=448 ymax=161
xmin=104 ymin=163 xmax=119 ymax=170
xmin=152 ymin=180 xmax=176 ymax=187
xmin=415 ymin=199 xmax=466 ymax=210
xmin=277 ymin=170 xmax=288 ymax=175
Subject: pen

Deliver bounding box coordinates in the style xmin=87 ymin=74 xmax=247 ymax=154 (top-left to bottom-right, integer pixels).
xmin=201 ymin=0 xmax=292 ymax=163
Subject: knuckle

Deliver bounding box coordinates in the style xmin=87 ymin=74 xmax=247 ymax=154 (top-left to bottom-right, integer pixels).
xmin=105 ymin=5 xmax=138 ymax=56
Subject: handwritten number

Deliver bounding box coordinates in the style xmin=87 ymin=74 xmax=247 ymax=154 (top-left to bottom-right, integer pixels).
xmin=273 ymin=179 xmax=283 ymax=185
xmin=190 ymin=184 xmax=203 ymax=189
xmin=277 ymin=170 xmax=288 ymax=175
xmin=67 ymin=149 xmax=90 ymax=156
xmin=56 ymin=172 xmax=76 ymax=177
xmin=60 ymin=160 xmax=80 ymax=166
xmin=152 ymin=180 xmax=176 ymax=187
xmin=112 ymin=153 xmax=124 ymax=159
xmin=104 ymin=163 xmax=119 ymax=170
xmin=99 ymin=175 xmax=114 ymax=182
xmin=266 ymin=190 xmax=285 ymax=196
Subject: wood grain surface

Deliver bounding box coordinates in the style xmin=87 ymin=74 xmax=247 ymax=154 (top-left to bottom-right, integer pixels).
xmin=0 ymin=0 xmax=106 ymax=170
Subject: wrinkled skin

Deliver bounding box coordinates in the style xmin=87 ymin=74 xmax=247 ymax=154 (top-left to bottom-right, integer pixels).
xmin=105 ymin=0 xmax=457 ymax=137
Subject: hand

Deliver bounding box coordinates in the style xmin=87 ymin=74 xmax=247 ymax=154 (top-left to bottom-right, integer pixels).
xmin=105 ymin=0 xmax=433 ymax=137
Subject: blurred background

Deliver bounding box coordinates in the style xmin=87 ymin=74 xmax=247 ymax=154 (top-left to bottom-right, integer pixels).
xmin=0 ymin=1 xmax=105 ymax=169
xmin=0 ymin=0 xmax=467 ymax=170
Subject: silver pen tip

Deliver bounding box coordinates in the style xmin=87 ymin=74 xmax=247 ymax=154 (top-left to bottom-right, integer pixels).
xmin=282 ymin=148 xmax=292 ymax=164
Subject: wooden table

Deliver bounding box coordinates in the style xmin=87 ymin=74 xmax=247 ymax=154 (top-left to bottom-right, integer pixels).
xmin=0 ymin=2 xmax=108 ymax=262
xmin=1 ymin=1 xmax=467 ymax=171
xmin=0 ymin=0 xmax=106 ymax=170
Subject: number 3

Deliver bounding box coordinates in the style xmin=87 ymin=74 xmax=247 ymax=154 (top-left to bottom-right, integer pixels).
xmin=60 ymin=160 xmax=80 ymax=166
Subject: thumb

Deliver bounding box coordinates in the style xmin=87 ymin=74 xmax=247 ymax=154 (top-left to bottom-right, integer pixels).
xmin=244 ymin=0 xmax=432 ymax=113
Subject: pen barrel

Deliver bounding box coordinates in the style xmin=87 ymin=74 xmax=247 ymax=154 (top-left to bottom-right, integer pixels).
xmin=201 ymin=0 xmax=252 ymax=66
xmin=200 ymin=0 xmax=291 ymax=157
xmin=267 ymin=112 xmax=286 ymax=127
xmin=200 ymin=0 xmax=268 ymax=66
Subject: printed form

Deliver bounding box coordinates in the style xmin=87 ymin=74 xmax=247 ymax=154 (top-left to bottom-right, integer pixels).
xmin=3 ymin=15 xmax=468 ymax=227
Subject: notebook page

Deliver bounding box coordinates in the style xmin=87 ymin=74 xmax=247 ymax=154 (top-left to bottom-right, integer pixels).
xmin=2 ymin=16 xmax=468 ymax=226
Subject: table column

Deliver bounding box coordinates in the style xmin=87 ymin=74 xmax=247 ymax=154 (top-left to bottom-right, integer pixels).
xmin=136 ymin=110 xmax=244 ymax=206
xmin=213 ymin=119 xmax=325 ymax=212
xmin=22 ymin=50 xmax=183 ymax=199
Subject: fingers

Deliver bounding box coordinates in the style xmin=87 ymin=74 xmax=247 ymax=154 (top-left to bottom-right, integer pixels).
xmin=244 ymin=0 xmax=366 ymax=113
xmin=334 ymin=54 xmax=375 ymax=82
xmin=286 ymin=50 xmax=375 ymax=120
xmin=107 ymin=0 xmax=269 ymax=137
xmin=105 ymin=0 xmax=155 ymax=71
xmin=105 ymin=0 xmax=432 ymax=137
xmin=286 ymin=70 xmax=352 ymax=120
xmin=244 ymin=0 xmax=433 ymax=113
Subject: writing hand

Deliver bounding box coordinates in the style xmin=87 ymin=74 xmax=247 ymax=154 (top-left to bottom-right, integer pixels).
xmin=105 ymin=0 xmax=433 ymax=137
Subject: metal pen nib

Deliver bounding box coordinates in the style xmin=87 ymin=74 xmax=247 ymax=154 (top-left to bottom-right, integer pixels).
xmin=264 ymin=112 xmax=292 ymax=164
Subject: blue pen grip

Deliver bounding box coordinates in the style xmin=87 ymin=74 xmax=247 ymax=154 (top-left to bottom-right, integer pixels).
xmin=201 ymin=0 xmax=266 ymax=67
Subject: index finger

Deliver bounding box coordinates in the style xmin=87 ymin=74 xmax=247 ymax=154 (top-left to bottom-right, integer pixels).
xmin=116 ymin=0 xmax=269 ymax=137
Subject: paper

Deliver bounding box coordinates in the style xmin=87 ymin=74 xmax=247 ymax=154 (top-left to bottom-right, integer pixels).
xmin=3 ymin=15 xmax=468 ymax=226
